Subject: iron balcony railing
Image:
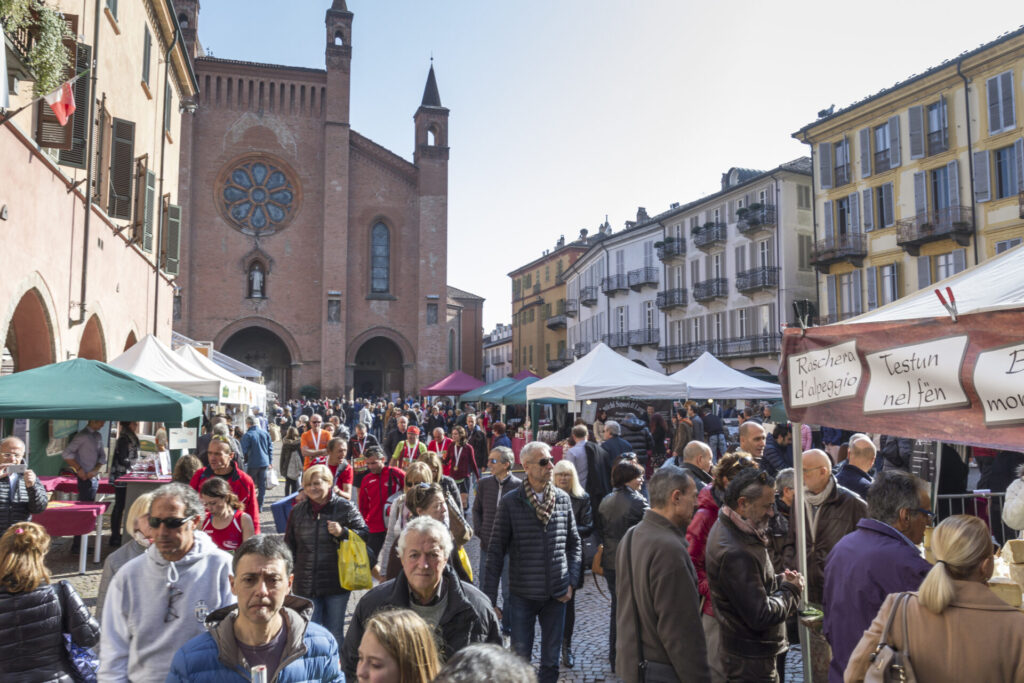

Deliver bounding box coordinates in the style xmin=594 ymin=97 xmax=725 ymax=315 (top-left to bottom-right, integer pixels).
xmin=656 ymin=240 xmax=686 ymax=261
xmin=547 ymin=350 xmax=573 ymax=372
xmin=895 ymin=205 xmax=973 ymax=256
xmin=602 ymin=332 xmax=629 ymax=349
xmin=601 ymin=274 xmax=628 ymax=296
xmin=628 ymin=266 xmax=659 ymax=290
xmin=564 ymin=299 xmax=579 ymax=318
xmin=720 ymin=334 xmax=782 ymax=358
xmin=874 ymin=149 xmax=891 ymax=173
xmin=545 ymin=314 xmax=567 ymax=330
xmin=693 ymin=278 xmax=728 ymax=302
xmin=574 ymin=341 xmax=592 ymax=356
xmin=580 ymin=286 xmax=598 ymax=307
xmin=628 ymin=328 xmax=660 ymax=347
xmin=656 ymin=288 xmax=688 ymax=310
xmin=693 ymin=223 xmax=727 ymax=249
xmin=810 ymin=232 xmax=868 ymax=270
xmin=927 ymin=129 xmax=948 ymax=156
xmin=736 ymin=205 xmax=778 ymax=235
xmin=834 ymin=163 xmax=851 ymax=187
xmin=736 ymin=266 xmax=780 ymax=293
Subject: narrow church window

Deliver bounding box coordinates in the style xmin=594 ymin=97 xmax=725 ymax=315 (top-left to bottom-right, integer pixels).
xmin=334 ymin=31 xmax=344 ymax=46
xmin=427 ymin=126 xmax=437 ymax=146
xmin=426 ymin=304 xmax=438 ymax=325
xmin=178 ymin=13 xmax=188 ymax=29
xmin=371 ymin=222 xmax=390 ymax=293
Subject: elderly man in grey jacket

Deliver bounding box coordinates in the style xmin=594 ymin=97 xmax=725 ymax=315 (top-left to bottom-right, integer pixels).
xmin=472 ymin=445 xmax=521 ymax=639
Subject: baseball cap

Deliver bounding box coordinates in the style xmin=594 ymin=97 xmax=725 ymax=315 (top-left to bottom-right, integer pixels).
xmin=407 ymin=426 xmax=420 ymax=436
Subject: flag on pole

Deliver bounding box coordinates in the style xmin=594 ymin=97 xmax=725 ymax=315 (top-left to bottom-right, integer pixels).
xmin=43 ymin=80 xmax=76 ymax=126
xmin=0 ymin=24 xmax=10 ymax=110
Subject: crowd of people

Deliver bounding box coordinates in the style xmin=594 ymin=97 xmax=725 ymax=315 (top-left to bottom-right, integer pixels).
xmin=3 ymin=395 xmax=1024 ymax=683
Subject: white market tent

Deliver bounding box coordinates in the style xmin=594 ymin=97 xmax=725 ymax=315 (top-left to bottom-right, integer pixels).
xmin=109 ymin=334 xmax=229 ymax=403
xmin=526 ymin=342 xmax=685 ymax=401
xmin=669 ymin=351 xmax=782 ymax=400
xmin=176 ymin=344 xmax=267 ymax=407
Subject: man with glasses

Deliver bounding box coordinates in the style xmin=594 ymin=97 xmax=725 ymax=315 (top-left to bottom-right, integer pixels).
xmin=301 ymin=415 xmax=329 ymax=470
xmin=472 ymin=446 xmax=521 ymax=641
xmin=484 ymin=441 xmax=582 ymax=683
xmin=822 ymin=470 xmax=933 ymax=683
xmin=0 ymin=436 xmax=47 ymax=537
xmin=100 ymin=482 xmax=234 ymax=682
xmin=190 ymin=437 xmax=260 ymax=533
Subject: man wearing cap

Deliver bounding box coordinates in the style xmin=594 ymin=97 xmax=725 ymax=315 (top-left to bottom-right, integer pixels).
xmin=391 ymin=425 xmax=427 ymax=471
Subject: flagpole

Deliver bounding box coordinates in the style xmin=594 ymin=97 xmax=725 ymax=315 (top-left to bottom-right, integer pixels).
xmin=0 ymin=69 xmax=90 ymax=127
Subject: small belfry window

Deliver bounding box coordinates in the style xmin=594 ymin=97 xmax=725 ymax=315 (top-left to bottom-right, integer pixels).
xmin=371 ymin=222 xmax=390 ymax=293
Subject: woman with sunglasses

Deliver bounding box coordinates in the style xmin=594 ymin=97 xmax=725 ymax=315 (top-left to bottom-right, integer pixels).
xmin=552 ymin=459 xmax=593 ymax=668
xmin=596 ymin=458 xmax=648 ymax=669
xmin=198 ymin=476 xmax=255 ymax=552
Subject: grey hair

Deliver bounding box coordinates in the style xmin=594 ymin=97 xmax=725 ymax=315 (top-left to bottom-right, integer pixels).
xmin=232 ymin=534 xmax=294 ymax=576
xmin=866 ymin=470 xmax=927 ymax=525
xmin=433 ymin=643 xmax=537 ymax=683
xmin=604 ymin=420 xmax=621 ymax=436
xmin=397 ymin=516 xmax=453 ymax=559
xmin=775 ymin=467 xmax=795 ymax=494
xmin=212 ymin=423 xmax=230 ymax=437
xmin=648 ymin=466 xmax=694 ymax=508
xmin=490 ymin=446 xmax=514 ymax=467
xmin=150 ymin=482 xmax=204 ymax=518
xmin=245 ymin=415 xmax=255 ymax=425
xmin=520 ymin=441 xmax=551 ymax=463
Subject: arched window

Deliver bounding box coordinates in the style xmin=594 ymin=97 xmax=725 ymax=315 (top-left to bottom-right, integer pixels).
xmin=334 ymin=31 xmax=344 ymax=46
xmin=371 ymin=223 xmax=390 ymax=293
xmin=178 ymin=13 xmax=189 ymax=28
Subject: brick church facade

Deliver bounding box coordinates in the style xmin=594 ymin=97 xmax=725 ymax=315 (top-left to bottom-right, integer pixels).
xmin=174 ymin=0 xmax=482 ymax=398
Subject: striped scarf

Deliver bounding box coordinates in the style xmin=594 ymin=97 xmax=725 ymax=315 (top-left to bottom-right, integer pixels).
xmin=525 ymin=482 xmax=557 ymax=527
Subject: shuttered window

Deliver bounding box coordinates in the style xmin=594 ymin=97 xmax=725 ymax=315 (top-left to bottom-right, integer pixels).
xmin=36 ymin=15 xmax=79 ymax=151
xmin=162 ymin=201 xmax=182 ymax=275
xmin=142 ymin=27 xmax=151 ymax=86
xmin=908 ymin=105 xmax=926 ymax=160
xmin=58 ymin=43 xmax=92 ymax=168
xmin=106 ymin=0 xmax=118 ymax=20
xmin=987 ymin=71 xmax=1016 ymax=135
xmin=91 ymin=101 xmax=110 ymax=203
xmin=164 ymin=80 xmax=173 ymax=132
xmin=973 ymin=150 xmax=991 ymax=203
xmin=138 ymin=168 xmax=156 ymax=252
xmin=107 ymin=118 xmax=136 ymax=219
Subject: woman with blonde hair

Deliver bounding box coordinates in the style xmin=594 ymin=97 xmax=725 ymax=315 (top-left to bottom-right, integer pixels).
xmin=0 ymin=523 xmax=100 ymax=680
xmin=97 ymin=491 xmax=155 ymax=622
xmin=846 ymin=515 xmax=1024 ymax=682
xmin=357 ymin=608 xmax=440 ymax=683
xmin=376 ymin=461 xmax=434 ymax=580
xmin=415 ymin=450 xmax=461 ymax=505
xmin=552 ymin=459 xmax=593 ymax=667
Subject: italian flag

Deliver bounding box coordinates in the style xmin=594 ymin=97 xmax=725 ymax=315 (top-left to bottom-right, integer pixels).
xmin=44 ymin=80 xmax=76 ymax=126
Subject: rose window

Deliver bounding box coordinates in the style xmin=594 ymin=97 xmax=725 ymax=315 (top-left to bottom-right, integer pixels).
xmin=219 ymin=158 xmax=299 ymax=235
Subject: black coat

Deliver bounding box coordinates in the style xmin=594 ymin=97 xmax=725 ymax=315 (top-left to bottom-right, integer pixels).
xmin=467 ymin=427 xmax=489 ymax=469
xmin=597 ymin=487 xmax=648 ymax=573
xmin=471 ymin=473 xmax=522 ymax=551
xmin=340 ymin=565 xmax=501 ymax=680
xmin=620 ymin=419 xmax=655 ymax=460
xmin=0 ymin=581 xmax=99 ymax=682
xmin=0 ymin=474 xmax=47 ymax=538
xmin=285 ymin=493 xmax=369 ymax=599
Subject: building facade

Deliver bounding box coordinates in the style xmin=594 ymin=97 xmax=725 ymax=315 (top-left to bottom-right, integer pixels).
xmin=1 ymin=0 xmax=196 ymax=372
xmin=509 ymin=234 xmax=589 ymax=377
xmin=174 ymin=0 xmax=481 ymax=399
xmin=482 ymin=323 xmax=513 ymax=384
xmin=793 ymin=27 xmax=1024 ymax=324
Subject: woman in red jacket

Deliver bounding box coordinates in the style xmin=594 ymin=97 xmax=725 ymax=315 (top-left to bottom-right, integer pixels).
xmin=443 ymin=426 xmax=480 ymax=511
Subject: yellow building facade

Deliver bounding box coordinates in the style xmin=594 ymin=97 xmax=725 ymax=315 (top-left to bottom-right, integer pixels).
xmin=794 ymin=27 xmax=1024 ymax=322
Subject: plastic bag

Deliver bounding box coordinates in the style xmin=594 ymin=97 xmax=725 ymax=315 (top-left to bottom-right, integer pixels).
xmin=267 ymin=468 xmax=280 ymax=489
xmin=338 ymin=528 xmax=373 ymax=591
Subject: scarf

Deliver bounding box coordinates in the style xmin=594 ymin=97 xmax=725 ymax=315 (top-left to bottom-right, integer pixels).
xmin=720 ymin=505 xmax=770 ymax=546
xmin=804 ymin=475 xmax=835 ymax=543
xmin=525 ymin=481 xmax=557 ymax=527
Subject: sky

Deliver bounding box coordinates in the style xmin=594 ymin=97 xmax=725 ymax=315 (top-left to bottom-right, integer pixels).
xmin=196 ymin=1 xmax=1024 ymax=331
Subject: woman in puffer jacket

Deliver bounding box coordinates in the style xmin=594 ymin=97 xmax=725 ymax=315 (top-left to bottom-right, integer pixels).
xmin=0 ymin=522 xmax=100 ymax=682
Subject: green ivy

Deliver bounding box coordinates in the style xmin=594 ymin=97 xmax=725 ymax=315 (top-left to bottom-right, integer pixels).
xmin=1 ymin=0 xmax=72 ymax=97
xmin=0 ymin=0 xmax=33 ymax=32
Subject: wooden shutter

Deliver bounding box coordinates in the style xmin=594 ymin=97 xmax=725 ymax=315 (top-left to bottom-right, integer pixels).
xmin=913 ymin=171 xmax=927 ymax=217
xmin=36 ymin=15 xmax=79 ymax=150
xmin=819 ymin=142 xmax=833 ymax=189
xmin=890 ymin=262 xmax=901 ymax=302
xmin=142 ymin=27 xmax=151 ymax=85
xmin=882 ymin=183 xmax=895 ymax=227
xmin=142 ymin=169 xmax=156 ymax=251
xmin=132 ymin=156 xmax=147 ymax=239
xmin=973 ymin=150 xmax=991 ymax=203
xmin=862 ymin=188 xmax=874 ymax=232
xmin=164 ymin=80 xmax=173 ymax=132
xmin=162 ymin=201 xmax=182 ymax=274
xmin=917 ymin=255 xmax=931 ymax=289
xmin=1000 ymin=71 xmax=1015 ymax=132
xmin=908 ymin=105 xmax=925 ymax=159
xmin=823 ymin=200 xmax=834 ymax=240
xmin=826 ymin=275 xmax=837 ymax=319
xmin=888 ymin=116 xmax=901 ymax=168
xmin=947 ymin=160 xmax=960 ymax=208
xmin=91 ymin=100 xmax=109 ymax=202
xmin=842 ymin=136 xmax=851 ymax=181
xmin=859 ymin=128 xmax=871 ymax=178
xmin=727 ymin=199 xmax=736 ymax=223
xmin=939 ymin=96 xmax=949 ymax=150
xmin=108 ymin=118 xmax=136 ymax=219
xmin=866 ymin=266 xmax=878 ymax=310
xmin=734 ymin=245 xmax=746 ymax=275
xmin=952 ymin=248 xmax=967 ymax=274
xmin=849 ymin=192 xmax=860 ymax=232
xmin=1015 ymin=138 xmax=1024 ymax=193
xmin=58 ymin=43 xmax=92 ymax=168
xmin=987 ymin=75 xmax=1002 ymax=134
xmin=851 ymin=270 xmax=862 ymax=314
xmin=765 ymin=236 xmax=776 ymax=267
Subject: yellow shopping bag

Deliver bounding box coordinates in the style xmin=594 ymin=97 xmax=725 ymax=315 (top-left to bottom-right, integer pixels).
xmin=457 ymin=546 xmax=473 ymax=582
xmin=338 ymin=528 xmax=373 ymax=591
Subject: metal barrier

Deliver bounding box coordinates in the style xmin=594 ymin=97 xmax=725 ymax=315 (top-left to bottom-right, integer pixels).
xmin=935 ymin=491 xmax=1012 ymax=545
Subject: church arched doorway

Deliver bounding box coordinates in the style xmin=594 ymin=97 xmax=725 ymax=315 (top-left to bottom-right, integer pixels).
xmin=221 ymin=327 xmax=292 ymax=398
xmin=77 ymin=315 xmax=106 ymax=361
xmin=353 ymin=337 xmax=404 ymax=398
xmin=3 ymin=288 xmax=55 ymax=373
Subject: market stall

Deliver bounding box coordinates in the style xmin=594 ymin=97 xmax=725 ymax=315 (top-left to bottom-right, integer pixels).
xmin=175 ymin=343 xmax=267 ymax=407
xmin=526 ymin=343 xmax=685 ymax=401
xmin=670 ymin=351 xmax=782 ymax=400
xmin=421 ymin=370 xmax=486 ymax=397
xmin=109 ymin=334 xmax=229 ymax=402
xmin=460 ymin=376 xmax=517 ymax=404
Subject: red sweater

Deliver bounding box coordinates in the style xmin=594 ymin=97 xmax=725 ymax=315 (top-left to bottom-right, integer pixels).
xmin=358 ymin=467 xmax=405 ymax=533
xmin=443 ymin=442 xmax=479 ymax=481
xmin=190 ymin=464 xmax=260 ymax=534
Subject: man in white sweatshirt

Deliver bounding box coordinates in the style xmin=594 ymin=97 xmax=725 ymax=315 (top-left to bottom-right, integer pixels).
xmin=99 ymin=482 xmax=235 ymax=682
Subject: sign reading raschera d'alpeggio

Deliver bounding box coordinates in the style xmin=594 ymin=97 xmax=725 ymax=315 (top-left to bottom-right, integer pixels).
xmin=787 ymin=340 xmax=862 ymax=408
xmin=863 ymin=335 xmax=970 ymax=414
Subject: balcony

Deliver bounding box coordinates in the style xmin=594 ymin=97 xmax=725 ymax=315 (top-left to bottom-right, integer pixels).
xmin=580 ymin=286 xmax=598 ymax=307
xmin=2 ymin=18 xmax=35 ymax=80
xmin=736 ymin=205 xmax=777 ymax=235
xmin=656 ymin=239 xmax=686 ymax=262
xmin=656 ymin=288 xmax=688 ymax=311
xmin=628 ymin=328 xmax=660 ymax=348
xmin=874 ymin=150 xmax=891 ymax=173
xmin=810 ymin=232 xmax=868 ymax=273
xmin=545 ymin=314 xmax=567 ymax=330
xmin=547 ymin=350 xmax=573 ymax=372
xmin=602 ymin=332 xmax=630 ymax=349
xmin=720 ymin=334 xmax=782 ymax=358
xmin=601 ymin=274 xmax=628 ymax=296
xmin=693 ymin=223 xmax=727 ymax=250
xmin=564 ymin=299 xmax=579 ymax=318
xmin=574 ymin=341 xmax=592 ymax=356
xmin=693 ymin=278 xmax=728 ymax=303
xmin=628 ymin=267 xmax=659 ymax=291
xmin=736 ymin=266 xmax=780 ymax=294
xmin=927 ymin=129 xmax=948 ymax=156
xmin=834 ymin=164 xmax=850 ymax=187
xmin=895 ymin=205 xmax=972 ymax=257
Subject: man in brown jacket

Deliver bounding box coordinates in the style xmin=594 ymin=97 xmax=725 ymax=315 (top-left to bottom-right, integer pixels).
xmin=615 ymin=466 xmax=709 ymax=683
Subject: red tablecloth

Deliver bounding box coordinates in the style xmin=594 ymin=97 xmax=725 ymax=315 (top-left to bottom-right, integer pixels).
xmin=114 ymin=474 xmax=173 ymax=485
xmin=39 ymin=475 xmax=116 ymax=495
xmin=33 ymin=501 xmax=109 ymax=537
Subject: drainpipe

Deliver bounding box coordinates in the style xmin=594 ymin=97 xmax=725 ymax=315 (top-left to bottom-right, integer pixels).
xmin=70 ymin=0 xmax=104 ymax=327
xmin=956 ymin=59 xmax=979 ymax=266
xmin=154 ymin=25 xmax=180 ymax=335
xmin=804 ymin=133 xmax=821 ymax=323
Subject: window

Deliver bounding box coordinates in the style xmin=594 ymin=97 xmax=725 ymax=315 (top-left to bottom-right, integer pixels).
xmin=371 ymin=223 xmax=390 ymax=292
xmin=644 ymin=301 xmax=656 ymax=330
xmin=880 ymin=264 xmax=898 ymax=305
xmin=426 ymin=303 xmax=438 ymax=325
xmin=712 ymin=253 xmax=722 ymax=278
xmin=996 ymin=238 xmax=1022 ymax=254
xmin=713 ymin=313 xmax=723 ymax=340
xmin=106 ymin=0 xmax=118 ymax=20
xmin=935 ymin=252 xmax=956 ymax=281
xmin=874 ymin=123 xmax=891 ymax=171
xmin=758 ymin=240 xmax=770 ymax=268
xmin=798 ymin=234 xmax=813 ymax=271
xmin=874 ymin=184 xmax=895 ymax=228
xmin=737 ymin=308 xmax=747 ymax=337
xmin=713 ymin=208 xmax=721 ymax=224
xmin=835 ymin=196 xmax=851 ymax=235
xmin=797 ymin=185 xmax=812 ymax=209
xmin=987 ymin=71 xmax=1016 ymax=135
xmin=834 ymin=138 xmax=850 ymax=186
xmin=691 ymin=317 xmax=703 ymax=343
xmin=931 ymin=166 xmax=950 ymax=210
xmin=545 ymin=265 xmax=550 ymax=283
xmin=839 ymin=273 xmax=855 ymax=317
xmin=164 ymin=80 xmax=173 ymax=133
xmin=529 ymin=346 xmax=533 ymax=366
xmin=994 ymin=145 xmax=1018 ymax=200
xmin=926 ymin=99 xmax=948 ymax=155
xmin=690 ymin=260 xmax=700 ymax=287
xmin=616 ymin=306 xmax=627 ymax=333
xmin=142 ymin=27 xmax=151 ymax=86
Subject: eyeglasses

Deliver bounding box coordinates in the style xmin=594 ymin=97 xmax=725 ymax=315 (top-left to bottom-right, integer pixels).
xmin=149 ymin=516 xmax=191 ymax=529
xmin=532 ymin=457 xmax=554 ymax=467
xmin=912 ymin=508 xmax=935 ymax=522
xmin=413 ymin=482 xmax=432 ymax=489
xmin=165 ymin=586 xmax=183 ymax=623
xmin=488 ymin=458 xmax=501 ymax=464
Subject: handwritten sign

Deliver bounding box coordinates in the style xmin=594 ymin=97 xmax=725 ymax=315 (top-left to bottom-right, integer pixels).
xmin=787 ymin=341 xmax=862 ymax=408
xmin=168 ymin=427 xmax=197 ymax=449
xmin=973 ymin=342 xmax=1024 ymax=426
xmin=863 ymin=336 xmax=969 ymax=414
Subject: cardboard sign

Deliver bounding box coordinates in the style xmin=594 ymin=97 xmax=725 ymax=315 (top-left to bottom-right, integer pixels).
xmin=168 ymin=427 xmax=197 ymax=449
xmin=863 ymin=335 xmax=969 ymax=414
xmin=786 ymin=340 xmax=862 ymax=408
xmin=974 ymin=341 xmax=1024 ymax=426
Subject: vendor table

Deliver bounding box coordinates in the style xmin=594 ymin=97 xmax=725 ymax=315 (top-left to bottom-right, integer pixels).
xmin=39 ymin=475 xmax=116 ymax=497
xmin=33 ymin=501 xmax=110 ymax=574
xmin=114 ymin=474 xmax=174 ymax=538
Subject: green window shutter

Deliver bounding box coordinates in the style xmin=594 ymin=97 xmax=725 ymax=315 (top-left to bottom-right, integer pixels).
xmin=58 ymin=43 xmax=92 ymax=168
xmin=108 ymin=118 xmax=135 ymax=219
xmin=143 ymin=169 xmax=156 ymax=252
xmin=106 ymin=0 xmax=118 ymax=20
xmin=162 ymin=202 xmax=182 ymax=275
xmin=36 ymin=15 xmax=79 ymax=150
xmin=142 ymin=27 xmax=151 ymax=85
xmin=164 ymin=80 xmax=173 ymax=132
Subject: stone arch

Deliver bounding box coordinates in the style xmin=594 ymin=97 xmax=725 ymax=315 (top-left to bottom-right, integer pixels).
xmin=3 ymin=287 xmax=57 ymax=371
xmin=124 ymin=329 xmax=138 ymax=351
xmin=345 ymin=326 xmax=416 ymax=367
xmin=214 ymin=316 xmax=302 ymax=364
xmin=77 ymin=314 xmax=107 ymax=361
xmin=220 ymin=326 xmax=294 ymax=398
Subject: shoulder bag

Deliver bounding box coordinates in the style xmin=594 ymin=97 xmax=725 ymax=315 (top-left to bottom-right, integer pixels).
xmin=864 ymin=592 xmax=918 ymax=683
xmin=55 ymin=581 xmax=99 ymax=683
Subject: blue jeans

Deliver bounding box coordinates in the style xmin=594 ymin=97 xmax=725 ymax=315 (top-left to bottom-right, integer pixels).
xmin=310 ymin=593 xmax=350 ymax=646
xmin=708 ymin=433 xmax=727 ymax=462
xmin=509 ymin=593 xmax=566 ymax=683
xmin=479 ymin=547 xmax=511 ymax=635
xmin=248 ymin=466 xmax=267 ymax=511
xmin=77 ymin=475 xmax=99 ymax=502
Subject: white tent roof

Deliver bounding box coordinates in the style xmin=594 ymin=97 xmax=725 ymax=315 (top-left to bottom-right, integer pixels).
xmin=842 ymin=242 xmax=1024 ymax=324
xmin=175 ymin=345 xmax=267 ymax=407
xmin=109 ymin=334 xmax=226 ymax=401
xmin=526 ymin=343 xmax=685 ymax=401
xmin=668 ymin=351 xmax=781 ymax=399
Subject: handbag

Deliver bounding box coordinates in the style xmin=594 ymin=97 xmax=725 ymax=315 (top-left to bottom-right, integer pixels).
xmin=338 ymin=528 xmax=373 ymax=591
xmin=591 ymin=543 xmax=605 ymax=576
xmin=55 ymin=581 xmax=99 ymax=683
xmin=447 ymin=495 xmax=473 ymax=546
xmin=864 ymin=592 xmax=918 ymax=683
xmin=285 ymin=447 xmax=302 ymax=481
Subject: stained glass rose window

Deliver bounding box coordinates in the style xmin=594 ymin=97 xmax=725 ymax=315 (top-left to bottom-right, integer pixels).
xmin=218 ymin=156 xmax=300 ymax=235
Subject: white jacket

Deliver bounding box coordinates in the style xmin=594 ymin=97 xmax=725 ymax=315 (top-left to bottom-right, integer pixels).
xmin=98 ymin=530 xmax=234 ymax=683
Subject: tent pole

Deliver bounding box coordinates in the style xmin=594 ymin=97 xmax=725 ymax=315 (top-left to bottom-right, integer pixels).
xmin=793 ymin=422 xmax=813 ymax=682
xmin=932 ymin=441 xmax=943 ymax=515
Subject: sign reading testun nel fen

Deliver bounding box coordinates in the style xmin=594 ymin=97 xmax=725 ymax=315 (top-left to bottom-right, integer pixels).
xmin=863 ymin=336 xmax=969 ymax=414
xmin=973 ymin=341 xmax=1024 ymax=426
xmin=788 ymin=340 xmax=861 ymax=408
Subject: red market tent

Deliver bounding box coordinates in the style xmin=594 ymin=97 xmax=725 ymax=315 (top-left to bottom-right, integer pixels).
xmin=421 ymin=371 xmax=486 ymax=396
xmin=513 ymin=369 xmax=540 ymax=380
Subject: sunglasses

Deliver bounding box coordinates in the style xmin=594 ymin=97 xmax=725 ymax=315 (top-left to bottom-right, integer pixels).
xmin=532 ymin=457 xmax=554 ymax=467
xmin=149 ymin=516 xmax=191 ymax=529
xmin=488 ymin=458 xmax=502 ymax=464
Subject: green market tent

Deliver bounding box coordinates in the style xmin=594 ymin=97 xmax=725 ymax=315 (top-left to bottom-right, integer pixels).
xmin=0 ymin=358 xmax=203 ymax=422
xmin=460 ymin=376 xmax=516 ymax=403
xmin=496 ymin=376 xmax=567 ymax=406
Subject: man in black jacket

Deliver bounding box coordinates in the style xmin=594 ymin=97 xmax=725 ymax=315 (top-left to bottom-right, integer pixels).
xmin=659 ymin=441 xmax=713 ymax=486
xmin=0 ymin=437 xmax=47 ymax=537
xmin=472 ymin=445 xmax=521 ymax=638
xmin=485 ymin=441 xmax=582 ymax=683
xmin=341 ymin=517 xmax=500 ymax=679
xmin=465 ymin=413 xmax=489 ymax=472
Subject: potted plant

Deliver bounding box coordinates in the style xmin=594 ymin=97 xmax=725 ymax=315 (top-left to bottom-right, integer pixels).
xmin=1 ymin=0 xmax=73 ymax=96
